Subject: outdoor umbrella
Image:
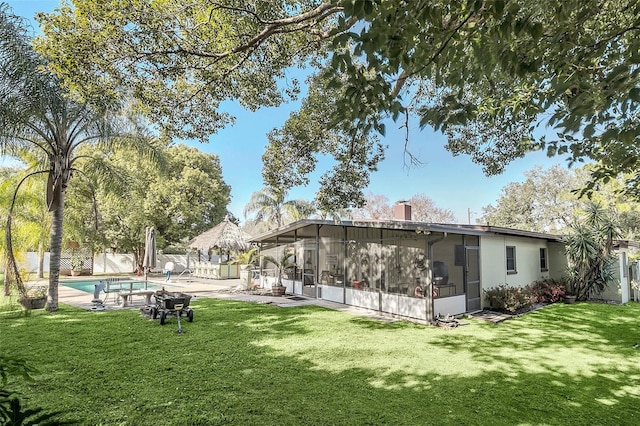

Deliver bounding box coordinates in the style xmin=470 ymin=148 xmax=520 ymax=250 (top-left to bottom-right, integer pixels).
xmin=142 ymin=226 xmax=157 ymax=287
xmin=189 ymin=215 xmax=251 ymax=260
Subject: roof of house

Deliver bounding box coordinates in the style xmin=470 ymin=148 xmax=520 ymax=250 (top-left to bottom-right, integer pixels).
xmin=250 ymin=219 xmax=564 ymax=244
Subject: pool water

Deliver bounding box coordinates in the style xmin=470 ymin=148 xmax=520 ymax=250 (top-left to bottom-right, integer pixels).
xmin=61 ymin=279 xmax=157 ymax=294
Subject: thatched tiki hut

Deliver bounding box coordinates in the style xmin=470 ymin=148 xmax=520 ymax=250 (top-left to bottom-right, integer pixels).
xmin=188 ymin=215 xmax=252 ymax=279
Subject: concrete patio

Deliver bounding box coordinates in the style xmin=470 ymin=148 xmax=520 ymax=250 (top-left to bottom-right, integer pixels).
xmin=56 ymin=273 xmax=402 ymax=323
xmin=54 ymin=274 xmax=529 ymax=325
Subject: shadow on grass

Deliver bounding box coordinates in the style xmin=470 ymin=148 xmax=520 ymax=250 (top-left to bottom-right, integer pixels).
xmin=1 ymin=299 xmax=639 ymax=425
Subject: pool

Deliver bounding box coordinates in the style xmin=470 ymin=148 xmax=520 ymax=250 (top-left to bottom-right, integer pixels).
xmin=61 ymin=279 xmax=158 ymax=294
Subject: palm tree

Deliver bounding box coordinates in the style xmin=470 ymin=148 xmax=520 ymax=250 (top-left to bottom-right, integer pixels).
xmin=9 ymin=149 xmax=53 ymax=279
xmin=316 ymin=205 xmax=352 ymax=222
xmin=0 ymin=6 xmax=160 ymax=310
xmin=262 ymin=252 xmax=296 ymax=295
xmin=243 ymin=186 xmax=310 ymax=230
xmin=1 ymin=161 xmax=51 ymax=282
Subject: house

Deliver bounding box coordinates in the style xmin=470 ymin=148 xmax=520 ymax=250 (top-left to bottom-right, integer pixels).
xmin=589 ymin=240 xmax=637 ymax=305
xmin=251 ymin=202 xmax=634 ymax=322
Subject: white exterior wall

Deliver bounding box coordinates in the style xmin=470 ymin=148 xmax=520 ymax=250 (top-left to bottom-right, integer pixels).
xmin=345 ymin=288 xmax=379 ymax=311
xmin=321 ymin=285 xmax=344 ymax=303
xmin=591 ymin=248 xmax=629 ymax=304
xmin=321 ymin=233 xmax=569 ymax=318
xmin=480 ymin=235 xmax=552 ymax=289
xmin=547 ymin=242 xmax=567 ymax=279
xmin=480 ymin=237 xmax=506 ymax=291
xmin=433 ymin=295 xmax=466 ymax=318
xmin=617 ymin=249 xmax=630 ymax=304
xmin=479 ymin=235 xmax=567 ymax=310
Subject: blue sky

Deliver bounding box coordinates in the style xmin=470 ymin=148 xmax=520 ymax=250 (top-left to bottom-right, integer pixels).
xmin=4 ymin=0 xmax=567 ymax=225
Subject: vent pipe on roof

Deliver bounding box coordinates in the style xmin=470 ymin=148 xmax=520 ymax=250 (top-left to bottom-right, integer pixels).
xmin=393 ymin=201 xmax=412 ymax=221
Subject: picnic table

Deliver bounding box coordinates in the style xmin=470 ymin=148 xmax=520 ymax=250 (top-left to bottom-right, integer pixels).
xmin=103 ymin=280 xmax=155 ymax=307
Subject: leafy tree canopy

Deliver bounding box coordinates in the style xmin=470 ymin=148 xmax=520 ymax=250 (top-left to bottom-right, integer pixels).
xmin=479 ymin=164 xmax=640 ymax=237
xmin=35 ymin=0 xmax=640 ymax=209
xmin=479 ymin=165 xmax=585 ymax=232
xmin=64 ymin=141 xmax=231 ymax=260
xmin=34 ymin=0 xmax=337 ymax=142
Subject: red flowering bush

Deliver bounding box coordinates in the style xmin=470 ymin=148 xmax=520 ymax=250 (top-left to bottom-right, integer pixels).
xmin=484 ymin=279 xmax=567 ymax=313
xmin=527 ymin=279 xmax=566 ymax=303
xmin=484 ymin=284 xmax=534 ymax=313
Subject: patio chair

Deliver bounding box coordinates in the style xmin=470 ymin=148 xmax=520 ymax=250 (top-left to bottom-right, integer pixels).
xmin=203 ymin=261 xmax=213 ymax=279
xmin=194 ymin=261 xmax=202 ymax=277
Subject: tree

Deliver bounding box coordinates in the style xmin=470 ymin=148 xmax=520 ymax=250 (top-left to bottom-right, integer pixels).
xmin=63 ymin=142 xmax=230 ymax=267
xmin=479 ymin=165 xmax=585 ymax=232
xmin=262 ymin=252 xmax=296 ymax=290
xmin=35 ymin=1 xmax=640 ymax=208
xmin=243 ymin=186 xmax=310 ymax=230
xmin=578 ymin=168 xmax=640 ymax=241
xmin=351 ymin=192 xmax=393 ymax=220
xmin=1 ymin=150 xmax=52 ymax=279
xmin=34 ymin=0 xmax=340 ymax=143
xmin=479 ymin=164 xmax=640 ymax=237
xmin=321 ymin=0 xmax=640 ymax=198
xmin=0 ymin=167 xmax=50 ymax=294
xmin=315 ymin=204 xmax=352 ymax=222
xmin=352 ymin=192 xmax=454 ymax=222
xmin=141 ymin=144 xmax=231 ymax=246
xmin=564 ymin=203 xmax=620 ymax=301
xmin=0 ymin=5 xmax=159 ymax=311
xmin=408 ymin=193 xmax=455 ymax=223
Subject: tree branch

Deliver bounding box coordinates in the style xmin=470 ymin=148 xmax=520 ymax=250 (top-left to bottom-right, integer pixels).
xmin=139 ymin=2 xmax=343 ymax=60
xmin=5 ymin=170 xmax=50 ymax=297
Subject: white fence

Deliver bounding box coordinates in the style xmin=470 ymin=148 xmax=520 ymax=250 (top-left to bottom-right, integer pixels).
xmin=18 ymin=252 xmax=192 ymax=275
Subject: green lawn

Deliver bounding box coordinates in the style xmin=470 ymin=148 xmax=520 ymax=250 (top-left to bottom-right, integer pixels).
xmin=1 ymin=298 xmax=639 ymax=425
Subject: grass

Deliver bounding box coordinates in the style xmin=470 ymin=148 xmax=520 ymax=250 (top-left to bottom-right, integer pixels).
xmin=1 ymin=297 xmax=639 ymax=425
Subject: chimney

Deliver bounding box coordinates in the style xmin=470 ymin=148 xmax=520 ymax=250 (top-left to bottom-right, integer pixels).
xmin=393 ymin=201 xmax=412 ymax=221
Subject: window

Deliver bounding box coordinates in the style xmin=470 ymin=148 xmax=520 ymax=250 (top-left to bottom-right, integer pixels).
xmin=506 ymin=246 xmax=517 ymax=273
xmin=454 ymin=244 xmax=465 ymax=266
xmin=540 ymin=248 xmax=548 ymax=271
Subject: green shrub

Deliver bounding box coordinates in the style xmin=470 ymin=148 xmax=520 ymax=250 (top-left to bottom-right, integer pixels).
xmin=484 ymin=284 xmax=534 ymax=313
xmin=527 ymin=279 xmax=566 ymax=303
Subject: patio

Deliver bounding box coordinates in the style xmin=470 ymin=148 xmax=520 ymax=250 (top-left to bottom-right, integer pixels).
xmin=55 ymin=274 xmax=403 ymax=323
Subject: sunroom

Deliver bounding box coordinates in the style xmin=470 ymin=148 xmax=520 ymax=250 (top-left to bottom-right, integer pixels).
xmin=251 ymin=212 xmax=566 ymax=322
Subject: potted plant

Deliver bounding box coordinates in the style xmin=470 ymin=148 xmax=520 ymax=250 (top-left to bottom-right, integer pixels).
xmin=230 ymin=247 xmax=258 ymax=268
xmin=230 ymin=248 xmax=259 ymax=289
xmin=563 ymin=288 xmax=577 ymax=304
xmin=262 ymin=252 xmax=296 ymax=297
xmin=562 ymin=276 xmax=577 ymax=304
xmin=19 ymin=285 xmax=47 ymax=310
xmin=70 ymin=256 xmax=83 ymax=276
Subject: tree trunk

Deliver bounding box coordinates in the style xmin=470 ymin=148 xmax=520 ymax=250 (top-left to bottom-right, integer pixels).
xmin=37 ymin=239 xmax=45 ymax=279
xmin=3 ymin=260 xmax=9 ymax=296
xmin=47 ymin=194 xmax=65 ymax=312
